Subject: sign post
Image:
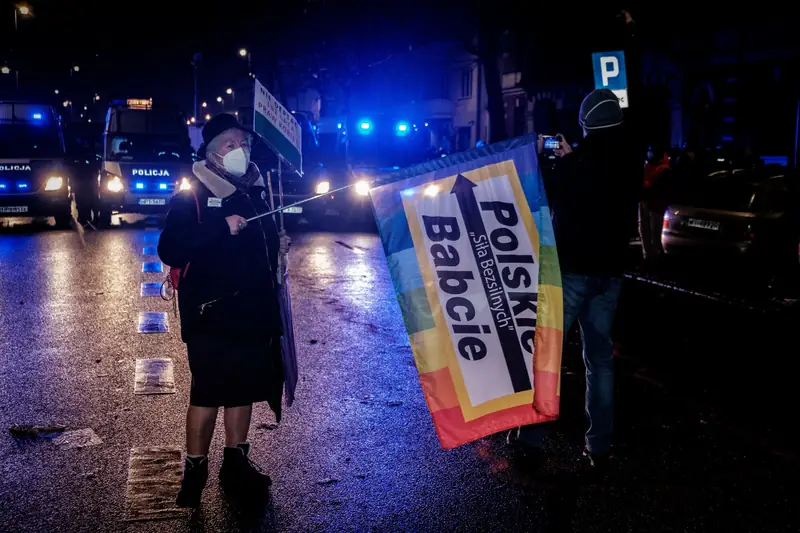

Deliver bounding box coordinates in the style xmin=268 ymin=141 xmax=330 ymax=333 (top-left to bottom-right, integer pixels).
xmin=592 ymin=51 xmax=629 ymax=108
xmin=251 ymin=78 xmax=300 ymax=407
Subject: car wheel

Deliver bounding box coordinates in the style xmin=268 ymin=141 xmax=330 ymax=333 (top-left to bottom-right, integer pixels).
xmin=95 ymin=209 xmax=112 ymax=228
xmin=54 ymin=213 xmax=73 ymax=229
xmin=77 ymin=205 xmax=93 ymax=223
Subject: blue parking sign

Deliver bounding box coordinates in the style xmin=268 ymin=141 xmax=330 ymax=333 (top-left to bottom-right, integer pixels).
xmin=592 ymin=51 xmax=629 ymax=108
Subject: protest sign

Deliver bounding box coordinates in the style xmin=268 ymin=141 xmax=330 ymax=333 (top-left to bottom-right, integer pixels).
xmin=253 ymin=79 xmax=302 ymax=174
xmin=370 ymin=136 xmax=562 ymax=449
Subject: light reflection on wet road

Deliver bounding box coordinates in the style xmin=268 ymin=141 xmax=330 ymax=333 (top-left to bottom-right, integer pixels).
xmin=0 ymin=224 xmax=797 ymax=532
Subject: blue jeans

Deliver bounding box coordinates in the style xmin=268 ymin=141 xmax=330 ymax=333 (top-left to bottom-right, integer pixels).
xmin=518 ymin=274 xmax=622 ymax=454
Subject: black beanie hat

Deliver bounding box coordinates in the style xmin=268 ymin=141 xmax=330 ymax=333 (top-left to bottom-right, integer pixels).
xmin=579 ymin=89 xmax=623 ymax=130
xmin=201 ymin=113 xmax=257 ymax=147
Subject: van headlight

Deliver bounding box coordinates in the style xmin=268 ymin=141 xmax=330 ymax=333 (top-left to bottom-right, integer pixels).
xmin=106 ymin=175 xmax=123 ymax=192
xmin=355 ymin=180 xmax=370 ymax=196
xmin=315 ymin=180 xmax=330 ymax=194
xmin=179 ymin=177 xmax=192 ymax=191
xmin=44 ymin=176 xmax=64 ymax=191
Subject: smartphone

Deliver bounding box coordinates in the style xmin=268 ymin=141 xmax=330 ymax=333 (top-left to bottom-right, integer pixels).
xmin=543 ymin=135 xmax=561 ymax=151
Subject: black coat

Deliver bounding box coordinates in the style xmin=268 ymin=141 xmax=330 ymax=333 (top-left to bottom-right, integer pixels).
xmin=158 ymin=163 xmax=282 ymax=343
xmin=543 ymin=128 xmax=642 ymax=277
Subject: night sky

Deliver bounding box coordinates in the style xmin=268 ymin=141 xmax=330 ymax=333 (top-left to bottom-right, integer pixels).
xmin=1 ymin=2 xmax=795 ymax=121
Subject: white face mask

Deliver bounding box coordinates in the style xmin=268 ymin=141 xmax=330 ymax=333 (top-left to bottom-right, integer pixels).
xmin=218 ymin=147 xmax=249 ymax=177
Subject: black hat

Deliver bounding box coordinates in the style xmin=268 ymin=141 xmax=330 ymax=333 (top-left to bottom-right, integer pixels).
xmin=579 ymin=89 xmax=623 ymax=131
xmin=201 ymin=113 xmax=257 ymax=146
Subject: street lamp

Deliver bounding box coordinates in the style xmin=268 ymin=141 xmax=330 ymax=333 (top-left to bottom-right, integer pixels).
xmin=216 ymin=96 xmax=223 ymax=103
xmin=201 ymin=101 xmax=207 ymax=108
xmin=54 ymin=89 xmax=59 ymax=94
xmin=226 ymin=88 xmax=233 ymax=95
xmin=73 ymin=65 xmax=79 ymax=72
xmin=1 ymin=66 xmax=9 ymax=75
xmin=204 ymin=113 xmax=211 ymax=121
xmin=14 ymin=3 xmax=32 ymax=30
xmin=238 ymin=47 xmax=252 ymax=74
xmin=95 ymin=94 xmax=100 ymax=101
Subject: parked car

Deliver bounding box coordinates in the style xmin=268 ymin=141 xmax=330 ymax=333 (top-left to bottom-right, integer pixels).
xmin=662 ymin=168 xmax=798 ymax=272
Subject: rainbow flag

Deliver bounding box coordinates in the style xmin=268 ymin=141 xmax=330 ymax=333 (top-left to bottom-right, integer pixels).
xmin=370 ymin=136 xmax=563 ymax=449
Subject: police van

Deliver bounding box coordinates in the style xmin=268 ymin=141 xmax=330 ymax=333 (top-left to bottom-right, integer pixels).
xmin=0 ymin=101 xmax=74 ymax=228
xmin=94 ymin=99 xmax=194 ymax=226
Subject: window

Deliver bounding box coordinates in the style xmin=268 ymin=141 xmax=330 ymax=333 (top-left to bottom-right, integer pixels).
xmin=461 ymin=68 xmax=473 ymax=99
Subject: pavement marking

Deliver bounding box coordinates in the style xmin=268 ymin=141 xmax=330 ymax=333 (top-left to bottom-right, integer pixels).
xmin=52 ymin=428 xmax=103 ymax=449
xmin=134 ymin=358 xmax=176 ymax=394
xmin=140 ymin=282 xmax=162 ymax=297
xmin=142 ymin=261 xmax=163 ymax=273
xmin=137 ymin=312 xmax=169 ymax=334
xmin=143 ymin=246 xmax=158 ymax=256
xmin=124 ymin=446 xmax=184 ymax=522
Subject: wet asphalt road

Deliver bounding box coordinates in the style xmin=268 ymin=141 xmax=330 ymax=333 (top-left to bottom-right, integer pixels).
xmin=0 ymin=219 xmax=799 ymax=532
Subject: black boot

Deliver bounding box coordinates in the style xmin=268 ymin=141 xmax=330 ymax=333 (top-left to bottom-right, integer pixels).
xmin=219 ymin=443 xmax=272 ymax=499
xmin=176 ymin=456 xmax=208 ymax=508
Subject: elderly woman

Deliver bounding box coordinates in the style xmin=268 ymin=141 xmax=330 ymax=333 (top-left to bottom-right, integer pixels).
xmin=158 ymin=113 xmax=289 ymax=507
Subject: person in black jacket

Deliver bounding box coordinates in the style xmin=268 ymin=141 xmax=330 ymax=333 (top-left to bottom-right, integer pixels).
xmin=158 ymin=113 xmax=290 ymax=508
xmin=513 ymin=89 xmax=641 ymax=467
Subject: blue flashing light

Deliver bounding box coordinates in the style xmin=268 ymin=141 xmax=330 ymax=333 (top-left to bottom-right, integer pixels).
xmin=337 ymin=123 xmax=342 ymax=129
xmin=135 ymin=182 xmax=145 ymax=190
xmin=17 ymin=182 xmax=28 ymax=189
xmin=396 ymin=122 xmax=408 ymax=132
xmin=359 ymin=120 xmax=372 ymax=131
xmin=158 ymin=183 xmax=168 ymax=190
xmin=32 ymin=113 xmax=42 ymax=120
xmin=0 ymin=183 xmax=6 ymax=189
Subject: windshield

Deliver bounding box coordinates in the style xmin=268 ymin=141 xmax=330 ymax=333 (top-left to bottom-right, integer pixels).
xmin=687 ymin=174 xmax=758 ymax=212
xmin=106 ymin=133 xmax=194 ymax=163
xmin=0 ymin=124 xmax=64 ymax=159
xmin=346 ymin=117 xmax=431 ymax=170
xmin=104 ymin=107 xmax=193 ymax=162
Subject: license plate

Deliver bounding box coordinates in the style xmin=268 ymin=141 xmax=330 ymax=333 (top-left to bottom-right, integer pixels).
xmin=283 ymin=206 xmax=302 ymax=214
xmin=138 ymin=198 xmax=166 ymax=206
xmin=687 ymin=218 xmax=720 ymax=231
xmin=0 ymin=206 xmax=28 ymax=213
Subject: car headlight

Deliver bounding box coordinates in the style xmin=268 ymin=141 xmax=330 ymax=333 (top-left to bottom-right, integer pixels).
xmin=106 ymin=175 xmax=123 ymax=192
xmin=44 ymin=176 xmax=64 ymax=191
xmin=315 ymin=181 xmax=330 ymax=194
xmin=179 ymin=177 xmax=192 ymax=191
xmin=355 ymin=180 xmax=370 ymax=196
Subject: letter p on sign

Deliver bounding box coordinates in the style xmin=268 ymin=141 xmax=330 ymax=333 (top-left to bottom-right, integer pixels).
xmin=600 ymin=57 xmax=619 ymax=86
xmin=592 ymin=51 xmax=629 ymax=108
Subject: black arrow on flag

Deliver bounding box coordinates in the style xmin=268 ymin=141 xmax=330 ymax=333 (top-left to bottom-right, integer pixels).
xmin=450 ymin=174 xmax=532 ymax=393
